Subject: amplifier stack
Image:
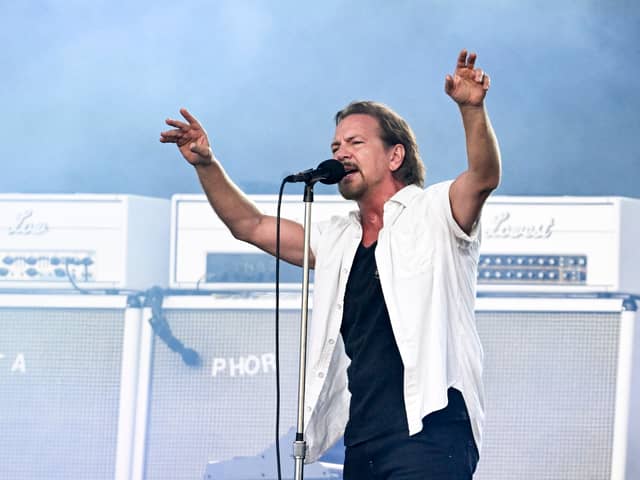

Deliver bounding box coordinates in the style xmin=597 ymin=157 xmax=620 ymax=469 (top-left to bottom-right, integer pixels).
xmin=0 ymin=192 xmax=639 ymax=479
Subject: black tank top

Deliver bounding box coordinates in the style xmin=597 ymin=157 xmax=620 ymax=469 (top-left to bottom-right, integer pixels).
xmin=341 ymin=242 xmax=408 ymax=446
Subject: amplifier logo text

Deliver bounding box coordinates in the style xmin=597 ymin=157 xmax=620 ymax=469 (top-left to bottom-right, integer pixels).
xmin=486 ymin=212 xmax=555 ymax=240
xmin=8 ymin=210 xmax=49 ymax=236
xmin=0 ymin=353 xmax=26 ymax=373
xmin=211 ymin=353 xmax=275 ymax=377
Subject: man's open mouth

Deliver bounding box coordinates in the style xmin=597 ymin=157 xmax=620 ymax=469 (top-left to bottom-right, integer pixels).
xmin=342 ymin=165 xmax=358 ymax=178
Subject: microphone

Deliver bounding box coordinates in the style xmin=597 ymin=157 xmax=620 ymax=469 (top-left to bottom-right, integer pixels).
xmin=285 ymin=159 xmax=348 ymax=185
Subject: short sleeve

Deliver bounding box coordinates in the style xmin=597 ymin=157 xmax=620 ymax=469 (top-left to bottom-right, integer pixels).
xmin=310 ymin=219 xmax=329 ymax=259
xmin=429 ymin=180 xmax=481 ymax=244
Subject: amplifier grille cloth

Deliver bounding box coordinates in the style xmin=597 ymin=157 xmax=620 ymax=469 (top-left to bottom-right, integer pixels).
xmin=0 ymin=307 xmax=125 ymax=480
xmin=475 ymin=310 xmax=620 ymax=480
xmin=142 ymin=308 xmax=623 ymax=480
xmin=143 ymin=308 xmax=300 ymax=480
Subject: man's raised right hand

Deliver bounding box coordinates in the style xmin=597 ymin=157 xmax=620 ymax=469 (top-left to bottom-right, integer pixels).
xmin=160 ymin=108 xmax=214 ymax=166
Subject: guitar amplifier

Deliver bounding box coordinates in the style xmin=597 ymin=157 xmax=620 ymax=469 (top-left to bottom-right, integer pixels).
xmin=170 ymin=193 xmax=640 ymax=295
xmin=0 ymin=294 xmax=143 ymax=480
xmin=478 ymin=196 xmax=640 ymax=295
xmin=0 ymin=194 xmax=170 ymax=291
xmin=475 ymin=296 xmax=640 ymax=480
xmin=129 ymin=294 xmax=640 ymax=479
xmin=131 ymin=293 xmax=303 ymax=480
xmin=170 ymin=194 xmax=355 ymax=290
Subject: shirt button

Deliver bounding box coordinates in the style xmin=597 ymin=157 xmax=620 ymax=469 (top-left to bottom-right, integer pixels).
xmin=342 ymin=267 xmax=349 ymax=275
xmin=328 ymin=338 xmax=335 ymax=345
xmin=306 ymin=406 xmax=312 ymax=413
xmin=336 ymin=303 xmax=342 ymax=311
xmin=317 ymin=372 xmax=325 ymax=378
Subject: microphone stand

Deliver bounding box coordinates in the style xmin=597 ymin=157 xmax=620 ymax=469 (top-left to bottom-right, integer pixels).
xmin=282 ymin=159 xmax=346 ymax=479
xmin=292 ymin=181 xmax=315 ymax=480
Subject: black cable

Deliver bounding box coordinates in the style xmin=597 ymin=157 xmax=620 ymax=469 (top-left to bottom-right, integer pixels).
xmin=275 ymin=178 xmax=287 ymax=480
xmin=145 ymin=286 xmax=201 ymax=367
xmin=195 ymin=273 xmax=206 ymax=291
xmin=64 ymin=259 xmax=92 ymax=294
xmin=63 ymin=258 xmax=144 ymax=296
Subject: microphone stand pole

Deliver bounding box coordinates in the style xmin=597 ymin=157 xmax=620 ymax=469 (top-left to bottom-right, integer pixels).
xmin=292 ymin=181 xmax=315 ymax=480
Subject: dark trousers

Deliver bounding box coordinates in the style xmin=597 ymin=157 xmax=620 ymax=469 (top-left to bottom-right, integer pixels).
xmin=343 ymin=394 xmax=478 ymax=479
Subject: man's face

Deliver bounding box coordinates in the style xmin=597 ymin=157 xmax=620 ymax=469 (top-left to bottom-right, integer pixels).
xmin=331 ymin=114 xmax=394 ymax=201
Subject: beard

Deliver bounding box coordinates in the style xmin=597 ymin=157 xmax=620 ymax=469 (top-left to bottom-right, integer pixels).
xmin=338 ymin=177 xmax=367 ymax=200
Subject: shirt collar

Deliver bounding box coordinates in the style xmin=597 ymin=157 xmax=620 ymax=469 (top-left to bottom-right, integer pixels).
xmin=346 ymin=184 xmax=423 ymax=226
xmin=386 ymin=184 xmax=423 ymax=208
xmin=381 ymin=184 xmax=422 ymax=226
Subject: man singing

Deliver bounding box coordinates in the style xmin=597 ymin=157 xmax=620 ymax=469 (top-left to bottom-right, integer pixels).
xmin=161 ymin=49 xmax=501 ymax=479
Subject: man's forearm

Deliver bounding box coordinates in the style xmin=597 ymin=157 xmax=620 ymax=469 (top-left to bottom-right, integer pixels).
xmin=194 ymin=161 xmax=264 ymax=242
xmin=459 ymin=104 xmax=501 ymax=191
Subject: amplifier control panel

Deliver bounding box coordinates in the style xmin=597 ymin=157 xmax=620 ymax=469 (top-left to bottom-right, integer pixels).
xmin=0 ymin=195 xmax=170 ymax=291
xmin=478 ymin=196 xmax=640 ymax=294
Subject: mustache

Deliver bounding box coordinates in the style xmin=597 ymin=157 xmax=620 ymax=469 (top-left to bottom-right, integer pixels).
xmin=341 ymin=162 xmax=358 ymax=174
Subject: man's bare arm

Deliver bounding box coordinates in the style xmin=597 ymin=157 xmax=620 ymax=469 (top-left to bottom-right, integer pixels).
xmin=445 ymin=50 xmax=502 ymax=234
xmin=160 ymin=108 xmax=312 ymax=267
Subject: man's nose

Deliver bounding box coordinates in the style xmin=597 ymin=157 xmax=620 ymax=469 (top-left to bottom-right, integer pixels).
xmin=333 ymin=146 xmax=350 ymax=161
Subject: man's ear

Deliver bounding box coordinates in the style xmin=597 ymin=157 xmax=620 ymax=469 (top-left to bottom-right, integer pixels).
xmin=389 ymin=144 xmax=405 ymax=172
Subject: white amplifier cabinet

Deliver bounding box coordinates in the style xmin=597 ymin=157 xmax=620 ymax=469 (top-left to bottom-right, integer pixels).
xmin=170 ymin=194 xmax=355 ymax=290
xmin=479 ymin=196 xmax=640 ymax=295
xmin=0 ymin=294 xmax=143 ymax=480
xmin=0 ymin=195 xmax=170 ymax=291
xmin=131 ymin=293 xmax=303 ymax=480
xmin=172 ymin=194 xmax=640 ymax=294
xmin=130 ymin=294 xmax=640 ymax=480
xmin=474 ymin=296 xmax=640 ymax=480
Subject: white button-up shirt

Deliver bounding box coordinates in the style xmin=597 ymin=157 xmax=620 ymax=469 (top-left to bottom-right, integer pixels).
xmin=304 ymin=180 xmax=484 ymax=463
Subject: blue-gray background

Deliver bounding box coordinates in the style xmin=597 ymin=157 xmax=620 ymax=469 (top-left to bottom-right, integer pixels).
xmin=2 ymin=0 xmax=638 ymax=198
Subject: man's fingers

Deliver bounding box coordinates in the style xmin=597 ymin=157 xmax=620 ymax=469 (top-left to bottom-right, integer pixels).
xmin=467 ymin=52 xmax=477 ymax=70
xmin=456 ymin=49 xmax=478 ymax=71
xmin=456 ymin=49 xmax=468 ymax=68
xmin=159 ymin=130 xmax=181 ymax=143
xmin=180 ymin=108 xmax=203 ymax=128
xmin=165 ymin=118 xmax=190 ymax=130
xmin=444 ymin=74 xmax=455 ymax=95
xmin=482 ymin=73 xmax=490 ymax=90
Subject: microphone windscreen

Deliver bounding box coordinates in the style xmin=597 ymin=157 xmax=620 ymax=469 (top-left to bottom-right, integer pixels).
xmin=318 ymin=159 xmax=347 ymax=185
